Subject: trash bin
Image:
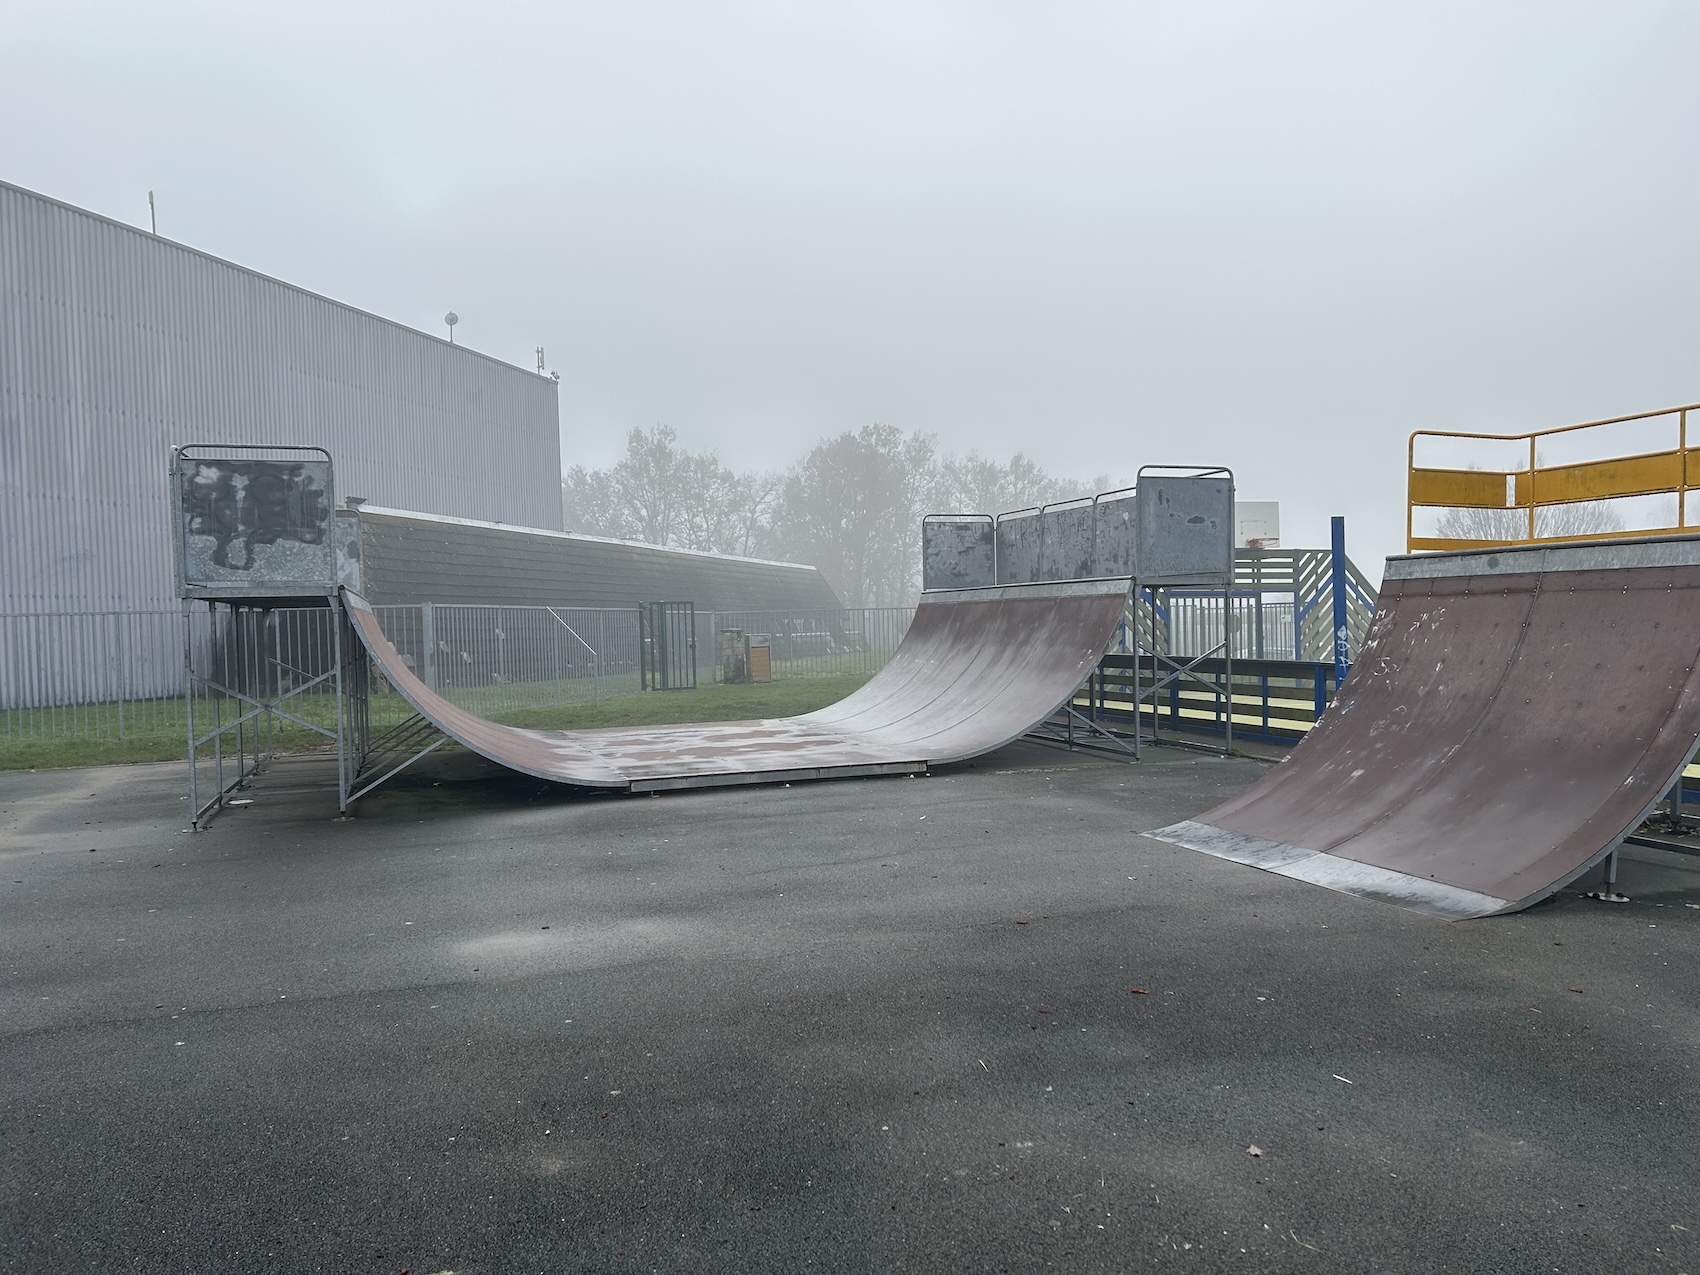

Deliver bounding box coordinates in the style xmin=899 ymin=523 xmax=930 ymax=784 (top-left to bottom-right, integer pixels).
xmin=718 ymin=628 xmax=750 ymax=684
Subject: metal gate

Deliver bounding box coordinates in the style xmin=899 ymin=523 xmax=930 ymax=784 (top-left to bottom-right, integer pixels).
xmin=639 ymin=601 xmax=697 ymax=690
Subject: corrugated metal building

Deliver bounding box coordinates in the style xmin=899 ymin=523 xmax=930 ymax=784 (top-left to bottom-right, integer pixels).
xmin=0 ymin=181 xmax=867 ymax=715
xmin=0 ymin=178 xmax=562 ymax=617
xmin=358 ymin=507 xmax=843 ymax=611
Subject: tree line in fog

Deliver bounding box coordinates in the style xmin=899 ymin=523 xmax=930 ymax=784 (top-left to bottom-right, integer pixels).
xmin=562 ymin=425 xmax=1113 ymax=607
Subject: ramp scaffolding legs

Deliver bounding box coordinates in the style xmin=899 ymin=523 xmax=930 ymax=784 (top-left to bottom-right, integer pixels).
xmin=1024 ymin=578 xmax=1236 ymax=760
xmin=1134 ymin=583 xmax=1235 ymax=757
xmin=185 ymin=597 xmax=443 ymax=828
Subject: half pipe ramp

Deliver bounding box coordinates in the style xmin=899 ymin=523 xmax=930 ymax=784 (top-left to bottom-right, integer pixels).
xmin=1151 ymin=536 xmax=1700 ymax=919
xmin=344 ymin=579 xmax=1130 ymax=792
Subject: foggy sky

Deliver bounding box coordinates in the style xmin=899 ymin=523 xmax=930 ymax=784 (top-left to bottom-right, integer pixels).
xmin=4 ymin=0 xmax=1697 ymax=571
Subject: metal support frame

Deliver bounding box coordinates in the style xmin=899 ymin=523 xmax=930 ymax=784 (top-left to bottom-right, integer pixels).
xmin=1621 ymin=771 xmax=1700 ymax=862
xmin=1026 ymin=691 xmax=1141 ymax=760
xmin=185 ymin=594 xmax=445 ymax=827
xmin=1132 ymin=583 xmax=1234 ymax=758
xmin=1126 ymin=465 xmax=1236 ymax=758
xmin=1330 ymin=516 xmax=1351 ymax=689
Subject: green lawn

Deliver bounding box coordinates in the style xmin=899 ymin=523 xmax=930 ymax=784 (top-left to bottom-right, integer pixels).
xmin=0 ymin=706 xmax=342 ymax=772
xmin=0 ymin=674 xmax=873 ymax=770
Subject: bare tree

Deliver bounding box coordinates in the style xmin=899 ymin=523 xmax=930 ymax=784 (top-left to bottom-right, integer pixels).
xmin=561 ymin=464 xmax=625 ymax=538
xmin=721 ymin=470 xmax=785 ymax=559
xmin=773 ymin=424 xmax=937 ymax=606
xmin=610 ymin=425 xmax=689 ymax=546
xmin=561 ymin=425 xmax=697 ymax=545
xmin=1435 ymin=501 xmax=1627 ymax=542
xmin=673 ymin=452 xmax=740 ymax=553
xmin=559 ymin=424 xmax=1113 ymax=602
xmin=1433 ymin=462 xmax=1627 ymax=543
xmin=932 ymin=450 xmax=1113 ymax=514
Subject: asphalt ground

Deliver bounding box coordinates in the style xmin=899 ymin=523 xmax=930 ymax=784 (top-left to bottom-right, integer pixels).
xmin=3 ymin=742 xmax=1698 ymax=1274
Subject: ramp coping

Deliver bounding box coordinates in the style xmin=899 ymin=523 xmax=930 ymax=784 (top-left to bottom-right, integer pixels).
xmin=1386 ymin=532 xmax=1700 ymax=579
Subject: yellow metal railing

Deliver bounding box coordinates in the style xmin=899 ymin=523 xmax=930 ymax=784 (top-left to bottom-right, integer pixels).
xmin=1407 ymin=401 xmax=1700 ymax=552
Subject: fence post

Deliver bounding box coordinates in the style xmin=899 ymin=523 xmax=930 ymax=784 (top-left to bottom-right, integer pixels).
xmin=421 ymin=601 xmax=436 ymax=691
xmin=1330 ymin=516 xmax=1349 ymax=690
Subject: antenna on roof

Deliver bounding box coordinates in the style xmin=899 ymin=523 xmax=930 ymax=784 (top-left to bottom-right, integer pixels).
xmin=444 ymin=312 xmax=458 ymax=344
xmin=148 ymin=191 xmax=156 ymax=235
xmin=536 ymin=346 xmax=545 ymax=375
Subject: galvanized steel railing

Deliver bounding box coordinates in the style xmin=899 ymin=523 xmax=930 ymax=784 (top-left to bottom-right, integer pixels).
xmin=1408 ymin=401 xmax=1700 ymax=552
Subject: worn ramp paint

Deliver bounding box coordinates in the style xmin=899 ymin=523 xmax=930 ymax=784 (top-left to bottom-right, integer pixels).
xmin=344 ymin=580 xmax=1129 ymax=792
xmin=1150 ymin=536 xmax=1700 ymax=919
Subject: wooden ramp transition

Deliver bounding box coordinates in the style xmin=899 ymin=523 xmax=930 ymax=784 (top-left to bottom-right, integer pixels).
xmin=344 ymin=580 xmax=1130 ymax=793
xmin=1150 ymin=536 xmax=1700 ymax=919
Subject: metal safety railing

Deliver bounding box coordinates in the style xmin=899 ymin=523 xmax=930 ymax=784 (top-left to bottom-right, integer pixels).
xmin=1075 ymin=655 xmax=1343 ymax=744
xmin=1111 ymin=549 xmax=1376 ymax=665
xmin=1408 ymin=401 xmax=1700 ymax=552
xmin=923 ymin=486 xmax=1141 ymax=591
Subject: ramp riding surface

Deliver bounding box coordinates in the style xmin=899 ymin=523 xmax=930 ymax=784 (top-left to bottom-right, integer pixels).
xmin=1152 ymin=536 xmax=1700 ymax=919
xmin=344 ymin=580 xmax=1129 ymax=791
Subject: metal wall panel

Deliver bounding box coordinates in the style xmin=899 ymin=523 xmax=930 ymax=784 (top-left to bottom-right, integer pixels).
xmin=995 ymin=510 xmax=1042 ymax=584
xmin=1037 ymin=501 xmax=1094 ymax=581
xmin=1136 ymin=476 xmax=1234 ymax=580
xmin=922 ymin=516 xmax=995 ymax=590
xmin=1092 ymin=492 xmax=1138 ymax=577
xmin=0 ymin=179 xmax=561 ymax=617
xmin=357 ymin=508 xmax=845 ymax=611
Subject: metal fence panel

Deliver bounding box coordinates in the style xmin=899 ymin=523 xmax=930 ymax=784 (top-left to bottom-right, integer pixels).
xmin=2 ymin=611 xmax=186 ymax=736
xmin=641 ymin=602 xmax=698 ymax=691
xmin=703 ymin=607 xmax=914 ymax=681
xmin=4 ymin=580 xmax=1366 ymax=747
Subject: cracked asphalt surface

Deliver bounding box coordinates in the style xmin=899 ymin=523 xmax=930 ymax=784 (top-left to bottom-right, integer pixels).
xmin=4 ymin=742 xmax=1698 ymax=1273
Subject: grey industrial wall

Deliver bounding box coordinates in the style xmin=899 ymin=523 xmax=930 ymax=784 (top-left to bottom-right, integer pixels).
xmin=0 ymin=179 xmax=561 ymax=616
xmin=359 ymin=508 xmax=844 ymax=612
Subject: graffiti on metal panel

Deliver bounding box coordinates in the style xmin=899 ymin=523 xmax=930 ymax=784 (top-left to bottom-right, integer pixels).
xmin=181 ymin=461 xmax=330 ymax=571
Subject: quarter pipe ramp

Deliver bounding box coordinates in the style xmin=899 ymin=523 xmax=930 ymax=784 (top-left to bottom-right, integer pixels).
xmin=1150 ymin=536 xmax=1700 ymax=919
xmin=344 ymin=579 xmax=1130 ymax=792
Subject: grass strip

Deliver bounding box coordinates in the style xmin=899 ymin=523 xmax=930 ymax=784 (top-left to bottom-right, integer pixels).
xmin=0 ymin=674 xmax=872 ymax=770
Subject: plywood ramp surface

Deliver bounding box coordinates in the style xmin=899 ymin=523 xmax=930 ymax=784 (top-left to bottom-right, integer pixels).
xmin=1152 ymin=537 xmax=1700 ymax=919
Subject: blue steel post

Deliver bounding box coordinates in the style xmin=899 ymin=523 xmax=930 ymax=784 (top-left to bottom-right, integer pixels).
xmin=1330 ymin=516 xmax=1350 ymax=691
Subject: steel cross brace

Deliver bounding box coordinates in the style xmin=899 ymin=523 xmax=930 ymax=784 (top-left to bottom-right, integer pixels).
xmin=346 ymin=713 xmax=448 ymax=805
xmin=1027 ymin=702 xmax=1140 ymax=758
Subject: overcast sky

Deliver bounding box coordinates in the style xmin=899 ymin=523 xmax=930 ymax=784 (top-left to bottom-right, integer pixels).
xmin=5 ymin=1 xmax=1697 ymax=569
